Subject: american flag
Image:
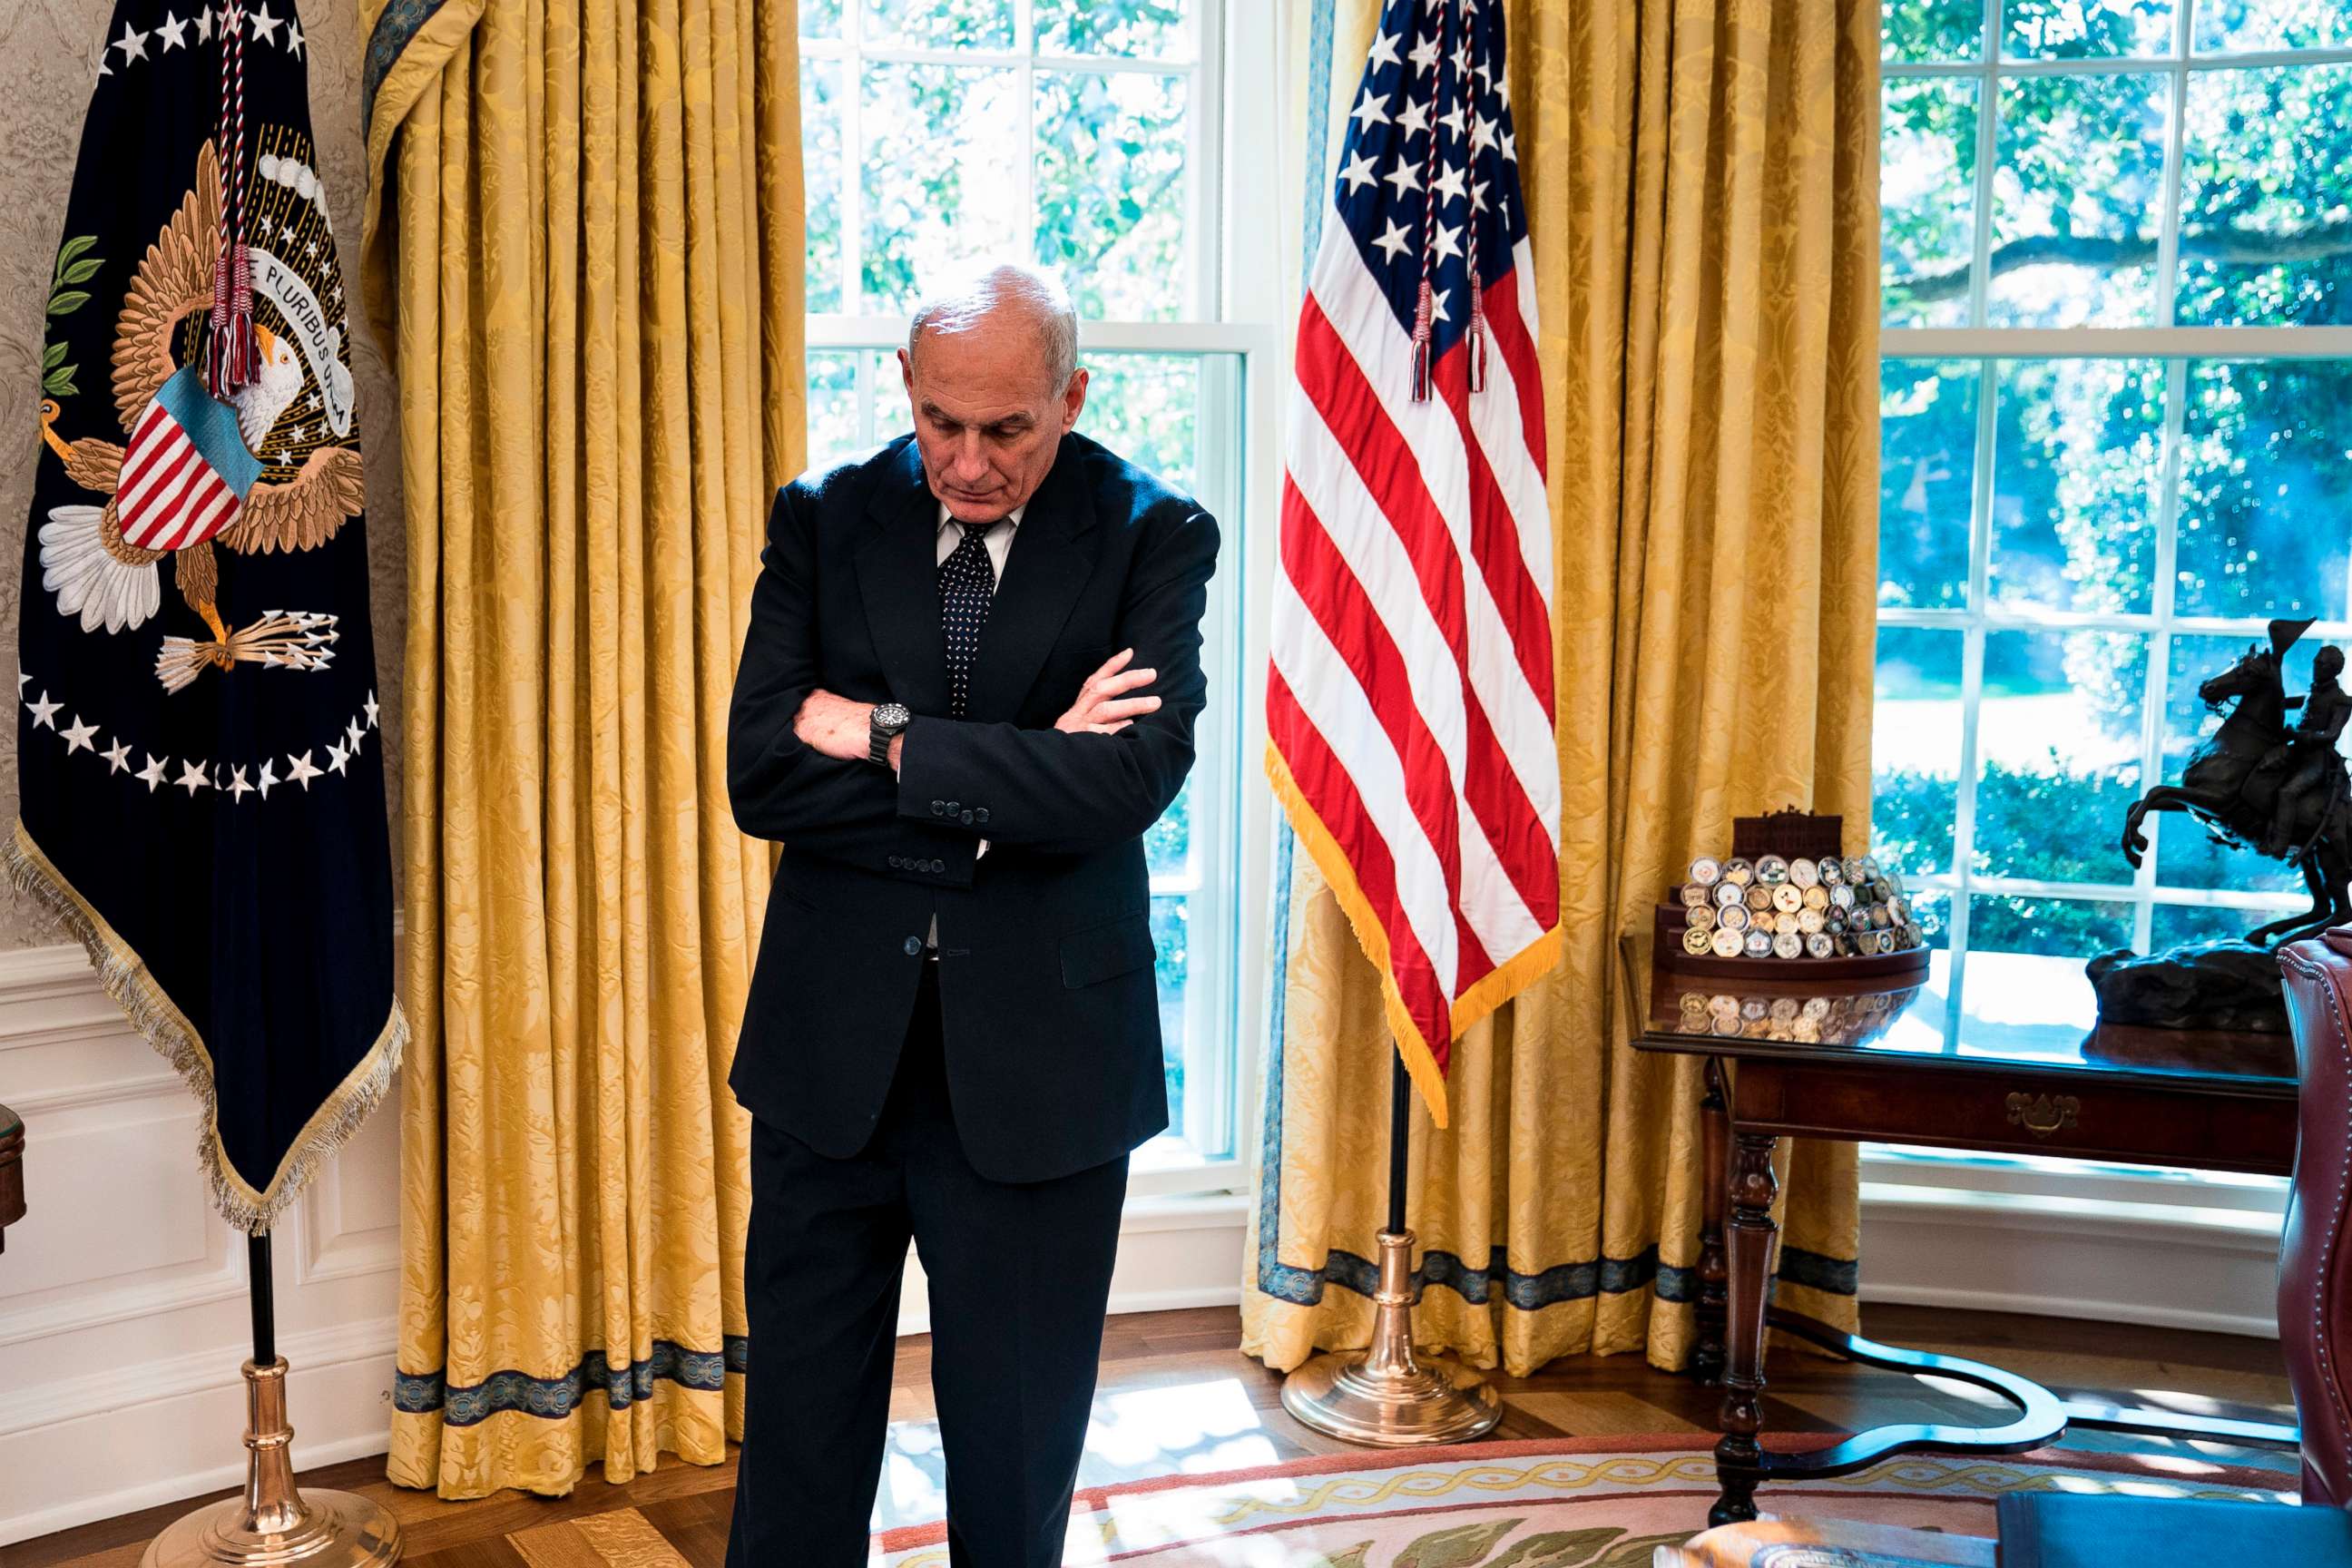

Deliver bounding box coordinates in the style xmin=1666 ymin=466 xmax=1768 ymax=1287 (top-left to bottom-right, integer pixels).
xmin=1266 ymin=0 xmax=1560 ymax=1128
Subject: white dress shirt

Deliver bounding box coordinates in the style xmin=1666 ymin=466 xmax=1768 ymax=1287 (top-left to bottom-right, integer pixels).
xmin=936 ymin=502 xmax=1023 ymax=573
xmin=926 ymin=503 xmax=1022 ymax=943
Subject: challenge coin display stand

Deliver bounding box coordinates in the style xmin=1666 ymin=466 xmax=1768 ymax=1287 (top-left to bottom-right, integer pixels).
xmin=1652 ymin=809 xmax=1930 ymax=984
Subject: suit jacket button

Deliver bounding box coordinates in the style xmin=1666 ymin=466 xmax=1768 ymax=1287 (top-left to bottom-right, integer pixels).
xmin=974 ymin=808 xmax=990 ymax=825
xmin=946 ymin=800 xmax=960 ymax=814
xmin=930 ymin=859 xmax=946 ymax=874
xmin=903 ymin=936 xmax=923 ymax=956
xmin=887 ymin=855 xmax=902 ymax=868
xmin=931 ymin=799 xmax=946 ymax=815
xmin=960 ymin=810 xmax=975 ymax=826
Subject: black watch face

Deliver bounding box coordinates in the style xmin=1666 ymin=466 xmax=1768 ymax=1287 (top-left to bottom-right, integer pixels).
xmin=875 ymin=703 xmax=911 ymax=732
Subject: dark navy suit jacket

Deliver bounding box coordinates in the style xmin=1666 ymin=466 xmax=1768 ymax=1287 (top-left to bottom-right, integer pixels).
xmin=726 ymin=431 xmax=1220 ymax=1183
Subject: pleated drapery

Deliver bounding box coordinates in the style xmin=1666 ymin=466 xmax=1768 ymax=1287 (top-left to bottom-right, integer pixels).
xmin=358 ymin=0 xmax=804 ymax=1496
xmin=1245 ymin=0 xmax=1882 ymax=1379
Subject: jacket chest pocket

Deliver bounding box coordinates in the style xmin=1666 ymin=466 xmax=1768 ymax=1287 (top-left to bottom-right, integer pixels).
xmin=1060 ymin=911 xmax=1155 ymax=989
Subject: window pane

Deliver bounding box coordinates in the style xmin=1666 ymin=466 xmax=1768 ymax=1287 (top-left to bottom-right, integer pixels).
xmin=1037 ymin=0 xmax=1194 ymax=59
xmin=806 ymin=350 xmax=862 ymax=471
xmin=2174 ymin=360 xmax=2352 ymax=620
xmin=800 ymin=0 xmax=842 ymax=38
xmin=1874 ymin=626 xmax=1965 ymax=877
xmin=864 ymin=0 xmax=1014 ymax=49
xmin=861 ymin=64 xmax=1025 ymax=313
xmin=1036 ymin=71 xmax=1191 ymax=322
xmin=1879 ymin=359 xmax=1978 ymax=609
xmin=1975 ymin=630 xmax=2146 ymax=884
xmin=2156 ymin=630 xmax=2343 ymax=894
xmin=1151 ymin=894 xmax=1190 ymax=1131
xmin=1990 ymin=74 xmax=2169 ymax=327
xmin=867 ymin=349 xmax=911 ymax=435
xmin=1077 ymin=352 xmax=1204 ymax=495
xmin=2002 ymin=0 xmax=2176 ymax=59
xmin=1959 ymin=894 xmax=2132 ymax=1054
xmin=2176 ymin=64 xmax=2352 ymax=327
xmin=1906 ymin=888 xmax=1955 ymax=950
xmin=1881 ymin=80 xmax=1979 ymax=327
xmin=1886 ymin=0 xmax=1984 ymax=62
xmin=2151 ymin=900 xmax=2293 ymax=949
xmin=2194 ymin=0 xmax=2352 ymax=54
xmin=1146 ymin=777 xmax=1192 ymax=879
xmin=1987 ymin=358 xmax=2163 ymax=615
xmin=803 ymin=57 xmax=847 ymax=313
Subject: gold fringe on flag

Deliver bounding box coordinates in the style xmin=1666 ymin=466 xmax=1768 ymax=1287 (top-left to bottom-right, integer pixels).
xmin=1264 ymin=741 xmax=1564 ymax=1130
xmin=2 ymin=819 xmax=407 ymax=1233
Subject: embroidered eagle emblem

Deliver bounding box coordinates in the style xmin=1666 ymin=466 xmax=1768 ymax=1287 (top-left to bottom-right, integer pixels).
xmin=34 ymin=140 xmax=357 ymax=691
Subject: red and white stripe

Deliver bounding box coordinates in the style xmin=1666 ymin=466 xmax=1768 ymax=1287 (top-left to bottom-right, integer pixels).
xmin=118 ymin=398 xmax=243 ymax=552
xmin=1268 ymin=187 xmax=1559 ymax=1119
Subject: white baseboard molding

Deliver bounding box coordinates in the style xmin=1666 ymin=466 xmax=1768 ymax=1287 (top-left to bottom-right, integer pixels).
xmin=2 ymin=1319 xmax=398 ymax=1545
xmin=1857 ymin=1176 xmax=2284 ymax=1340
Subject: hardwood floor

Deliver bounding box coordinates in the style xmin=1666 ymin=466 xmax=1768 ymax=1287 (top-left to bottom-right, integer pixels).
xmin=2 ymin=1303 xmax=2295 ymax=1568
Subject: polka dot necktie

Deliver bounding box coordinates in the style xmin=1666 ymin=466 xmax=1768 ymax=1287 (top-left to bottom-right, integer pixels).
xmin=938 ymin=520 xmax=1001 ymax=719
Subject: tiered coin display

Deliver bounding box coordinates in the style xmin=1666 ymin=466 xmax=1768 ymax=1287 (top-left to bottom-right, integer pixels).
xmin=1672 ymin=987 xmax=1909 ymax=1044
xmin=1674 ymin=852 xmax=1926 ymax=963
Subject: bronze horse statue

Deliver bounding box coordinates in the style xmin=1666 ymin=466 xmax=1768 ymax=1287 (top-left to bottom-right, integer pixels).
xmin=2121 ymin=618 xmax=2352 ymax=946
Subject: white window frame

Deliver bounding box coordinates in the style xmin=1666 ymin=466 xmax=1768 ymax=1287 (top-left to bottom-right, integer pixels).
xmin=798 ymin=0 xmax=1286 ymax=1202
xmin=1881 ymin=0 xmax=2352 ymax=1059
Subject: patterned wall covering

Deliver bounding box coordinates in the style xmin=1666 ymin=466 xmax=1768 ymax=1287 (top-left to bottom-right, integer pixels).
xmin=0 ymin=0 xmax=404 ymax=946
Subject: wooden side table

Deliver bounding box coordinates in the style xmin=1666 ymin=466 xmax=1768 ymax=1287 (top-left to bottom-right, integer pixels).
xmin=1625 ymin=937 xmax=2301 ymax=1527
xmin=0 ymin=1102 xmax=23 ymax=1253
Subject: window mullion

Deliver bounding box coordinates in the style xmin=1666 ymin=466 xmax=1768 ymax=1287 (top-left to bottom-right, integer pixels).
xmin=843 ymin=2 xmax=867 ymax=315
xmin=2153 ymin=5 xmax=2191 ymax=333
xmin=1944 ymin=350 xmax=2001 ymax=1052
xmin=2137 ymin=357 xmax=2191 ymax=946
xmin=1017 ymin=0 xmax=1037 ymax=270
xmin=1968 ymin=0 xmax=2000 ymax=328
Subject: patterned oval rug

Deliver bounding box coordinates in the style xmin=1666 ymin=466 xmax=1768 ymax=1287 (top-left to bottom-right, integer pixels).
xmin=869 ymin=1435 xmax=2298 ymax=1567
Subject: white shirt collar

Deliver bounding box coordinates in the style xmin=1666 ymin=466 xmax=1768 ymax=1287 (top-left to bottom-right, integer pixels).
xmin=936 ymin=502 xmax=1025 ymax=535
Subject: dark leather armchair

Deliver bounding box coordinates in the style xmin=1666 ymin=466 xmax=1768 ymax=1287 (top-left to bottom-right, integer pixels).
xmin=2280 ymin=924 xmax=2352 ymax=1505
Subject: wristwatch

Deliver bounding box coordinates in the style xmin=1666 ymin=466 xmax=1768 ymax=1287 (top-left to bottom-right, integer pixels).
xmin=868 ymin=701 xmax=912 ymax=767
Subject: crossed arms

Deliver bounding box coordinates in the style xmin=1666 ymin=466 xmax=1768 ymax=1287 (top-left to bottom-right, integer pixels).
xmin=727 ymin=485 xmax=1219 ymax=880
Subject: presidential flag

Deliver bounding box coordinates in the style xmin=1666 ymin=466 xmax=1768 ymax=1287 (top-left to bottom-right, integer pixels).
xmin=1266 ymin=0 xmax=1560 ymax=1128
xmin=12 ymin=0 xmax=403 ymax=1230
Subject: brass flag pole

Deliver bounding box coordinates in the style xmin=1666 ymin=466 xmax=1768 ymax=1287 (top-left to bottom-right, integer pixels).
xmin=1279 ymin=1048 xmax=1502 ymax=1446
xmin=141 ymin=1233 xmax=400 ymax=1568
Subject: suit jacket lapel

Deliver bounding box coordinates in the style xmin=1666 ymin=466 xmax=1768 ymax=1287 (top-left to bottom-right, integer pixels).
xmin=856 ymin=440 xmax=953 ymax=717
xmin=967 ymin=436 xmax=1098 ymax=724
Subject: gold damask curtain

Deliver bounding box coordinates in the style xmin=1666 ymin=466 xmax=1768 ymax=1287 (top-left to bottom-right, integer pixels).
xmin=1245 ymin=0 xmax=1880 ymax=1377
xmin=358 ymin=0 xmax=803 ymax=1495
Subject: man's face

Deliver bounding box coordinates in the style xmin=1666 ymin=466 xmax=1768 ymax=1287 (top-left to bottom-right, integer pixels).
xmin=900 ymin=316 xmax=1087 ymax=523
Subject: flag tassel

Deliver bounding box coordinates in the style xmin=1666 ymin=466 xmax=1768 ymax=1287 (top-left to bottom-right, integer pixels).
xmin=1409 ymin=278 xmax=1435 ymax=403
xmin=207 ymin=242 xmax=255 ymax=396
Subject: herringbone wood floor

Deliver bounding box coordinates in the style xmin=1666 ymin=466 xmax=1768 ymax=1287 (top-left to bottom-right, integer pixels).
xmin=2 ymin=1304 xmax=2294 ymax=1568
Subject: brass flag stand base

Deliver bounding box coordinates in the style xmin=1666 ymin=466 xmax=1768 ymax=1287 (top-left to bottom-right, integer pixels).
xmin=142 ymin=1236 xmax=401 ymax=1568
xmin=1279 ymin=1054 xmax=1503 ymax=1447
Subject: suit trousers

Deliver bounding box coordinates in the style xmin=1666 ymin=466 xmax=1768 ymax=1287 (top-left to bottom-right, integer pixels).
xmin=726 ymin=964 xmax=1131 ymax=1567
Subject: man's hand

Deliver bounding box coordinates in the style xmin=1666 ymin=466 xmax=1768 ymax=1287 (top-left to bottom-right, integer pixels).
xmin=1057 ymin=649 xmax=1161 ymax=735
xmin=794 ymin=690 xmax=877 ymax=763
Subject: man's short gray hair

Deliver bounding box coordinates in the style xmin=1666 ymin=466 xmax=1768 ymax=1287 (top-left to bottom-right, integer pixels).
xmin=906 ymin=263 xmax=1082 ymax=395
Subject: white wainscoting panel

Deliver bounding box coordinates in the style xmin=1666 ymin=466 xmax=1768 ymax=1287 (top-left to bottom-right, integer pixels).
xmin=0 ymin=944 xmax=404 ymax=1546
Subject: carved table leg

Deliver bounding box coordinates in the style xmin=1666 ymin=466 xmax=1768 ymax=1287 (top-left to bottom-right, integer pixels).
xmin=1711 ymin=1130 xmax=1780 ymax=1528
xmin=1691 ymin=1059 xmax=1730 ymax=1387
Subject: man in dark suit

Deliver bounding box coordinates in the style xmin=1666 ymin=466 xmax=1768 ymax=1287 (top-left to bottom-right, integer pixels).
xmin=723 ymin=265 xmax=1220 ymax=1567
